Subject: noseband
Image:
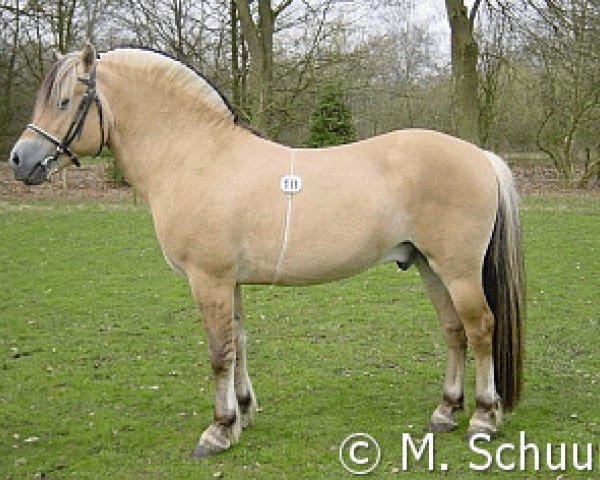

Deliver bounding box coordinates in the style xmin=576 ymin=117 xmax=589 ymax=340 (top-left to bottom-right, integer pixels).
xmin=26 ymin=64 xmax=105 ymax=169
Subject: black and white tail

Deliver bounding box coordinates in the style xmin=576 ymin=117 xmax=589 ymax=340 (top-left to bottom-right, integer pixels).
xmin=483 ymin=152 xmax=526 ymax=409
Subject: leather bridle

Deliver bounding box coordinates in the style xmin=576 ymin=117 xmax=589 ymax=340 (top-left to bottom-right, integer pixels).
xmin=26 ymin=64 xmax=105 ymax=169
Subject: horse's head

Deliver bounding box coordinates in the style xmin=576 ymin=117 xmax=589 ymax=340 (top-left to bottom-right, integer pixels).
xmin=9 ymin=44 xmax=105 ymax=185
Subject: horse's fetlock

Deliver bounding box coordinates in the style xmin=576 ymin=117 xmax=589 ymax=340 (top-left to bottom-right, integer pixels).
xmin=214 ymin=411 xmax=238 ymax=428
xmin=443 ymin=393 xmax=465 ymax=411
xmin=237 ymin=392 xmax=254 ymax=413
xmin=475 ymin=396 xmax=500 ymax=414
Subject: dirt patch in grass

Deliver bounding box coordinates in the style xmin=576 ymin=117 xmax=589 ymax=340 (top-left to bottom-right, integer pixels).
xmin=0 ymin=163 xmax=133 ymax=202
xmin=1 ymin=160 xmax=598 ymax=202
xmin=512 ymin=164 xmax=600 ymax=197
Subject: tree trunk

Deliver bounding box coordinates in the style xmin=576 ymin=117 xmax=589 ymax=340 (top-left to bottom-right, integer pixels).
xmin=172 ymin=0 xmax=184 ymax=59
xmin=230 ymin=0 xmax=249 ymax=121
xmin=0 ymin=0 xmax=20 ymax=155
xmin=233 ymin=0 xmax=291 ymax=132
xmin=231 ymin=0 xmax=241 ymax=107
xmin=55 ymin=0 xmax=78 ymax=53
xmin=445 ymin=0 xmax=481 ymax=144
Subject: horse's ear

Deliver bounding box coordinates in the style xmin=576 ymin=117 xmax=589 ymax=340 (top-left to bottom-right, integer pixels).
xmin=81 ymin=43 xmax=96 ymax=72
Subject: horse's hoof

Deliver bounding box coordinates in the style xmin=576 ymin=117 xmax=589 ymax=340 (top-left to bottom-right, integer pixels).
xmin=241 ymin=412 xmax=254 ymax=429
xmin=465 ymin=407 xmax=499 ymax=441
xmin=427 ymin=404 xmax=458 ymax=433
xmin=191 ymin=423 xmax=235 ymax=458
xmin=427 ymin=421 xmax=457 ymax=433
xmin=191 ymin=442 xmax=229 ymax=458
xmin=464 ymin=425 xmax=497 ymax=442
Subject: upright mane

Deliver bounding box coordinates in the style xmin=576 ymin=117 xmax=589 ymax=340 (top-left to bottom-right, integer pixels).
xmin=101 ymin=48 xmax=236 ymax=123
xmin=37 ymin=47 xmax=238 ymax=125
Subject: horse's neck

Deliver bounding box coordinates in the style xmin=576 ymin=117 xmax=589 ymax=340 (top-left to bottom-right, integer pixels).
xmin=99 ymin=64 xmax=237 ymax=202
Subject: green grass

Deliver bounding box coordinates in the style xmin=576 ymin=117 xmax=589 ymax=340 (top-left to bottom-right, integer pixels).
xmin=0 ymin=196 xmax=599 ymax=479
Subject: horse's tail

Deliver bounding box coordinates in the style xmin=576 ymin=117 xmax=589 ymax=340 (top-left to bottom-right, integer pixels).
xmin=483 ymin=152 xmax=526 ymax=410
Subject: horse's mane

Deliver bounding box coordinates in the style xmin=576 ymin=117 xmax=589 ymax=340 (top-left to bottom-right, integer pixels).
xmin=102 ymin=48 xmax=237 ymax=123
xmin=37 ymin=47 xmax=245 ymax=128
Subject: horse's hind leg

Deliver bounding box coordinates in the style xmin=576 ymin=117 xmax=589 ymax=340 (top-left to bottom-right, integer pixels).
xmin=190 ymin=272 xmax=242 ymax=457
xmin=443 ymin=272 xmax=501 ymax=438
xmin=233 ymin=284 xmax=258 ymax=428
xmin=416 ymin=259 xmax=467 ymax=432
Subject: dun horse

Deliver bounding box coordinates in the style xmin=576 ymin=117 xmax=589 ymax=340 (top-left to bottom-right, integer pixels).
xmin=8 ymin=46 xmax=525 ymax=457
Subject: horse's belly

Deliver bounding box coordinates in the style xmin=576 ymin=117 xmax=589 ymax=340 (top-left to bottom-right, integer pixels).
xmin=270 ymin=251 xmax=386 ymax=285
xmin=271 ymin=262 xmax=374 ymax=285
xmin=270 ymin=225 xmax=409 ymax=285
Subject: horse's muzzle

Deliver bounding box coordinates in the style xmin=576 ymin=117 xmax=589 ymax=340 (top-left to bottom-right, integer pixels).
xmin=9 ymin=153 xmax=50 ymax=185
xmin=9 ymin=140 xmax=54 ymax=185
xmin=24 ymin=160 xmax=51 ymax=185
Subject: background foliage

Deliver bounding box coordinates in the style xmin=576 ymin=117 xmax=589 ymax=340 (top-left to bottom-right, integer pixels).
xmin=307 ymin=82 xmax=355 ymax=147
xmin=0 ymin=0 xmax=598 ymax=184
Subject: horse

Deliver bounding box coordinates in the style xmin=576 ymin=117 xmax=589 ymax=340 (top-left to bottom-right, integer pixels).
xmin=8 ymin=45 xmax=525 ymax=458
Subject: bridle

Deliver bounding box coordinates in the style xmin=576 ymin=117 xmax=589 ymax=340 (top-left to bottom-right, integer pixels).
xmin=26 ymin=64 xmax=105 ymax=169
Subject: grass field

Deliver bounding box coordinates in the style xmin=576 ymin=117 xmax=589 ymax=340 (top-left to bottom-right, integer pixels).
xmin=1 ymin=195 xmax=599 ymax=479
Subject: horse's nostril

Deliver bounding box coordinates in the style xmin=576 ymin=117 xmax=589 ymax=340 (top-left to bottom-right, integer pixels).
xmin=11 ymin=153 xmax=20 ymax=166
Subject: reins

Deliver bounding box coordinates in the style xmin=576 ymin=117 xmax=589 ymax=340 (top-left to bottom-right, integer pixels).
xmin=26 ymin=63 xmax=105 ymax=169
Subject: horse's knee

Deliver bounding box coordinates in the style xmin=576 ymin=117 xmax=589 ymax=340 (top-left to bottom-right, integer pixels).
xmin=205 ymin=325 xmax=236 ymax=374
xmin=203 ymin=314 xmax=236 ymax=373
xmin=208 ymin=344 xmax=235 ymax=375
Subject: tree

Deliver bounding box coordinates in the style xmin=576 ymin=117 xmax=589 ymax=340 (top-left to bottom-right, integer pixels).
xmin=230 ymin=0 xmax=249 ymax=120
xmin=445 ymin=0 xmax=483 ymax=144
xmin=233 ymin=0 xmax=293 ymax=131
xmin=0 ymin=1 xmax=20 ymax=154
xmin=477 ymin=4 xmax=510 ymax=150
xmin=123 ymin=0 xmax=219 ymax=65
xmin=525 ymin=0 xmax=600 ymax=184
xmin=307 ymin=82 xmax=355 ymax=147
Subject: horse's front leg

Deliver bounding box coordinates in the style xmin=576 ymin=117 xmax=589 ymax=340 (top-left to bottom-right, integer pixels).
xmin=234 ymin=284 xmax=259 ymax=428
xmin=190 ymin=271 xmax=242 ymax=458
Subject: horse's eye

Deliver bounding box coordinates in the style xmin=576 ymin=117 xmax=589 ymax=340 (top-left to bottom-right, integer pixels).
xmin=59 ymin=98 xmax=70 ymax=110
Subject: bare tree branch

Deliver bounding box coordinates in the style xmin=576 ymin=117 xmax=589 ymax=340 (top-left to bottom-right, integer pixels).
xmin=470 ymin=0 xmax=484 ymax=26
xmin=234 ymin=0 xmax=261 ymax=60
xmin=273 ymin=0 xmax=294 ymax=18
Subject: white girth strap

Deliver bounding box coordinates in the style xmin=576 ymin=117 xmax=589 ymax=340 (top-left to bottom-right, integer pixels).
xmin=274 ymin=149 xmax=301 ymax=282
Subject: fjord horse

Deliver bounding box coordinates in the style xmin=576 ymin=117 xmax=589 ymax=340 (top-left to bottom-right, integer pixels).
xmin=8 ymin=45 xmax=525 ymax=457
